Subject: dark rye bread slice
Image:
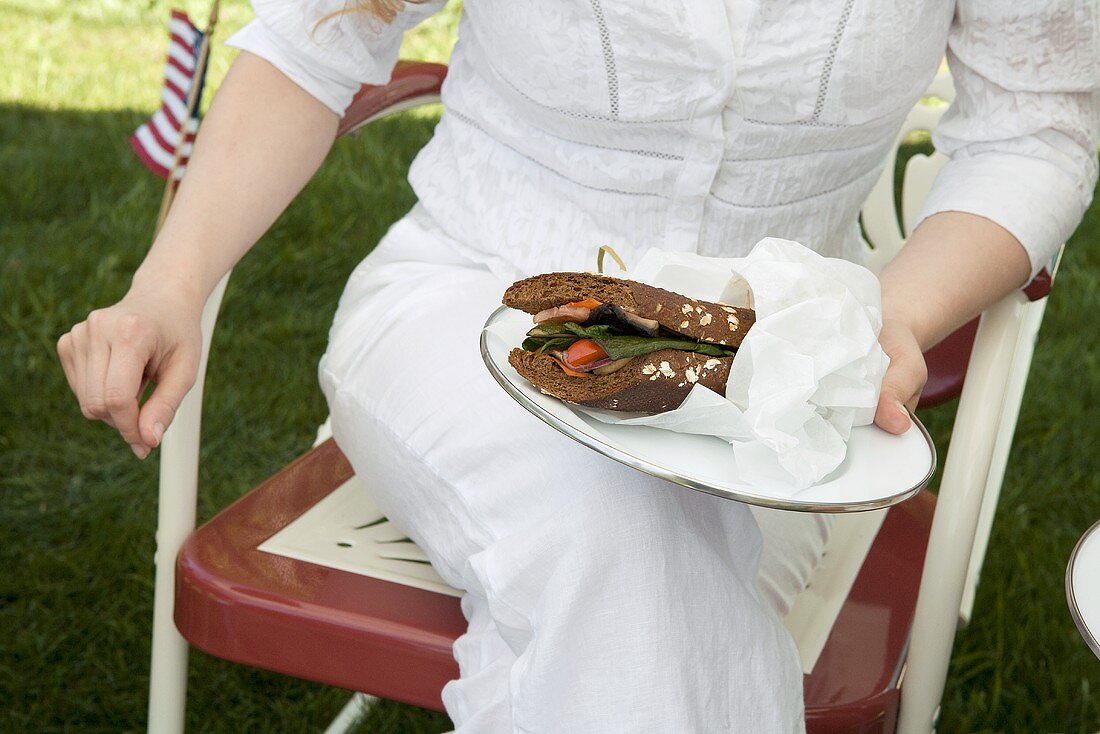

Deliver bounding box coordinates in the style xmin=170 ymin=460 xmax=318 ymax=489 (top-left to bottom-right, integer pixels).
xmin=503 ymin=272 xmax=755 ymax=348
xmin=509 ymin=348 xmax=732 ymax=413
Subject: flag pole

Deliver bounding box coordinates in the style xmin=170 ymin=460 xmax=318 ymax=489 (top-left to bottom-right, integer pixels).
xmin=153 ymin=0 xmax=221 ymax=237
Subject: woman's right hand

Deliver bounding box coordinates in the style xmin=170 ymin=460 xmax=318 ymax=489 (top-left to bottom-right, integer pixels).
xmin=57 ymin=281 xmax=203 ymax=459
xmin=53 ymin=52 xmax=341 ymax=460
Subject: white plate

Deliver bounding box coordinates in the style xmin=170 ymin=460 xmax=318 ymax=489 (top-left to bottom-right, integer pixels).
xmin=481 ymin=306 xmax=936 ymax=513
xmin=1067 ymin=519 xmax=1100 ymax=659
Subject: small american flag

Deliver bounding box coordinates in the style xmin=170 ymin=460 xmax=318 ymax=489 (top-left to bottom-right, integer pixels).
xmin=130 ymin=10 xmax=209 ymax=181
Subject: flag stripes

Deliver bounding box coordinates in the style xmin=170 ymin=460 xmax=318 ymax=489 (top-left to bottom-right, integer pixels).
xmin=130 ymin=9 xmax=207 ymax=181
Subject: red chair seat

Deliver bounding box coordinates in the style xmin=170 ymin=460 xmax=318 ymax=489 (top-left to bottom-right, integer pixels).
xmin=336 ymin=60 xmax=448 ymax=138
xmin=176 ymin=439 xmax=935 ymax=731
xmin=176 ymin=440 xmax=464 ymax=710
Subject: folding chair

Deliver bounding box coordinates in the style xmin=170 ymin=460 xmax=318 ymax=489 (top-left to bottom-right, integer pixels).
xmin=147 ymin=63 xmax=1058 ymax=734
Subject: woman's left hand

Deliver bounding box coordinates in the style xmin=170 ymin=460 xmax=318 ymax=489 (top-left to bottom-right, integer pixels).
xmin=875 ymin=318 xmax=928 ymax=435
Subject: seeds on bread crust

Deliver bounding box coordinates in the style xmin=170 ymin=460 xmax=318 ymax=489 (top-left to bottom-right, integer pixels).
xmin=508 ymin=348 xmax=732 ymax=413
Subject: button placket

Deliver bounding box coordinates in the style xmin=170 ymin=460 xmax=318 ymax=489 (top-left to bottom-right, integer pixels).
xmin=660 ymin=0 xmax=740 ymax=252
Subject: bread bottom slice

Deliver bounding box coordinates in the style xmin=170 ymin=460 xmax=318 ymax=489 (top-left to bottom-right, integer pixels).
xmin=508 ymin=348 xmax=732 ymax=413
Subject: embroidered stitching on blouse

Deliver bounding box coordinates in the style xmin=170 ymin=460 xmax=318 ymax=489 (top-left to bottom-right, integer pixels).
xmin=812 ymin=0 xmax=857 ymax=123
xmin=722 ymin=138 xmax=883 ymax=162
xmin=447 ymin=107 xmax=670 ymax=199
xmin=588 ymin=0 xmax=620 ymax=120
xmin=708 ymin=165 xmax=875 ymax=209
xmin=484 ymin=56 xmax=690 ymax=125
xmin=742 ymin=0 xmax=857 ymax=128
xmin=741 ymin=116 xmax=848 ymax=129
xmin=537 ymin=124 xmax=684 ymax=160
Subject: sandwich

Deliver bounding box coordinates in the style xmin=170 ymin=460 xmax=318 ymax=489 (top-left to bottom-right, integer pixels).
xmin=504 ymin=272 xmax=755 ymax=413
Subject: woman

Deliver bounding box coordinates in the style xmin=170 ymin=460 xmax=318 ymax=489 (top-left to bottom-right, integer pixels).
xmin=57 ymin=1 xmax=1098 ymax=730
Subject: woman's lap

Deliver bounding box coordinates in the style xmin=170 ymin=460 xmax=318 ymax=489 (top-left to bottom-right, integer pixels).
xmin=317 ymin=209 xmax=816 ymax=728
xmin=319 ymin=212 xmax=760 ymax=585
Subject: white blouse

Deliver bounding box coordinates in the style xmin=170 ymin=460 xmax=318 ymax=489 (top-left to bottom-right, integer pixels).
xmin=227 ymin=1 xmax=1100 ymax=281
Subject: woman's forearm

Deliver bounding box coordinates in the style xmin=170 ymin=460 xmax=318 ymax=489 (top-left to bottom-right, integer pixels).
xmin=872 ymin=210 xmax=1033 ymax=433
xmin=131 ymin=51 xmax=340 ymax=305
xmin=879 ymin=211 xmax=1033 ymax=350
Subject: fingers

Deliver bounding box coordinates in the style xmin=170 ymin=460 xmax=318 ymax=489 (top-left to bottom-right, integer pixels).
xmin=875 ymin=390 xmax=913 ymax=435
xmin=67 ymin=323 xmax=94 ymax=419
xmin=875 ymin=322 xmax=928 ymax=435
xmin=138 ymin=350 xmax=198 ymax=448
xmin=104 ymin=342 xmax=151 ymax=457
xmin=83 ymin=313 xmax=112 ymax=422
xmin=57 ymin=332 xmax=79 ymax=406
xmin=58 ymin=310 xmax=160 ymax=458
xmin=58 ymin=331 xmax=112 ymax=429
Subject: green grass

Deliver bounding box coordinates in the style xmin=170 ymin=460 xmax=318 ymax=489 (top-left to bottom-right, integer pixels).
xmin=1 ymin=1 xmax=1098 ymax=732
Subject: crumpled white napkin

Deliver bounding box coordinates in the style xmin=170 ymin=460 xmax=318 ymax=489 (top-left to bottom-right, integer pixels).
xmin=577 ymin=237 xmax=890 ymax=491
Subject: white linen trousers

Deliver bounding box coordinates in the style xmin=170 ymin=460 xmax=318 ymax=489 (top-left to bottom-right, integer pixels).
xmin=318 ymin=207 xmax=812 ymax=732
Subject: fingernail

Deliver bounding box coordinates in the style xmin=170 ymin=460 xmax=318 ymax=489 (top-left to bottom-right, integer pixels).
xmin=131 ymin=443 xmax=150 ymax=460
xmin=895 ymin=400 xmax=912 ymax=428
xmin=153 ymin=421 xmax=165 ymax=445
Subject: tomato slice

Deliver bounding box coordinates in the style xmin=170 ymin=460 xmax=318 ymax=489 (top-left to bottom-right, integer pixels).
xmin=566 ymin=297 xmax=603 ymax=310
xmin=565 ymin=338 xmax=608 ymax=366
xmin=550 ymin=356 xmax=591 ymax=378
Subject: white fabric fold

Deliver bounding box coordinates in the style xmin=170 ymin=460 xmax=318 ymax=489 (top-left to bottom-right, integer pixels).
xmin=225 ymin=0 xmax=446 ymax=115
xmin=226 ymin=20 xmax=362 ymax=114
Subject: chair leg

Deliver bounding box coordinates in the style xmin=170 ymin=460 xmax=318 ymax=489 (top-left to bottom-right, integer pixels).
xmin=896 ymin=295 xmax=1027 ymax=734
xmin=323 ymin=694 xmax=379 ymax=734
xmin=148 ymin=410 xmax=201 ymax=734
xmin=147 ymin=273 xmax=231 ymax=734
xmin=957 ymin=298 xmax=1047 ymax=625
xmin=147 ymin=613 xmax=190 ymax=734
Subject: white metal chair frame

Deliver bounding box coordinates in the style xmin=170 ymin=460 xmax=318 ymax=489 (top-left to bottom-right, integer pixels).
xmin=146 ymin=69 xmax=1056 ymax=734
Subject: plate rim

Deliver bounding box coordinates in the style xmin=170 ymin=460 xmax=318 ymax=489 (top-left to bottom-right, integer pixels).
xmin=481 ymin=305 xmax=937 ymax=513
xmin=1066 ymin=518 xmax=1100 ymax=660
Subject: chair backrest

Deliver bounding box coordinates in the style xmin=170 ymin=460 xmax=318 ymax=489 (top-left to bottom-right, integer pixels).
xmin=860 ymin=68 xmax=955 ymax=273
xmin=872 ymin=70 xmax=1060 ymax=734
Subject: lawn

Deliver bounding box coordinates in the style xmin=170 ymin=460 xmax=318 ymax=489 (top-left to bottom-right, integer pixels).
xmin=1 ymin=1 xmax=1098 ymax=732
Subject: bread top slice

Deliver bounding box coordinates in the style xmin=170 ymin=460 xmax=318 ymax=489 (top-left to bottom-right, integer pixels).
xmin=508 ymin=348 xmax=731 ymax=413
xmin=503 ymin=272 xmax=755 ymax=348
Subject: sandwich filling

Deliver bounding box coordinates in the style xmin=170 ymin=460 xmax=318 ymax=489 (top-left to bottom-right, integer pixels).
xmin=521 ymin=299 xmax=736 ymax=378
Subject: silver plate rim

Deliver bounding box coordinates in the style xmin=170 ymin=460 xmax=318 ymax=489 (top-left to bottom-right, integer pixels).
xmin=481 ymin=305 xmax=937 ymax=513
xmin=1066 ymin=518 xmax=1100 ymax=659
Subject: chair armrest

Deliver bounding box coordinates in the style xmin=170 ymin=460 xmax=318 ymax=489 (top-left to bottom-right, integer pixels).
xmin=149 ymin=270 xmax=232 ymax=732
xmin=336 ymin=60 xmax=448 ymax=138
xmin=1022 ymin=243 xmax=1065 ymax=302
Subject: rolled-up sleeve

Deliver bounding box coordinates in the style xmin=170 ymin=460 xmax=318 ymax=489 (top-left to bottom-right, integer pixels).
xmin=915 ymin=2 xmax=1100 ymax=278
xmin=225 ymin=0 xmax=445 ymax=116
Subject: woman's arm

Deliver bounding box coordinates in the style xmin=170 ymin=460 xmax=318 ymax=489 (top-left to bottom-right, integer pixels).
xmin=873 ymin=211 xmax=1031 ymax=434
xmin=57 ymin=51 xmax=339 ymax=458
xmin=873 ymin=0 xmax=1100 ymax=435
xmin=138 ymin=51 xmax=339 ymax=306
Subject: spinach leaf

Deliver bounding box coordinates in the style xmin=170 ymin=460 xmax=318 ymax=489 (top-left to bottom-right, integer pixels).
xmin=561 ymin=323 xmax=735 ymax=359
xmin=521 ymin=335 xmax=579 ymax=354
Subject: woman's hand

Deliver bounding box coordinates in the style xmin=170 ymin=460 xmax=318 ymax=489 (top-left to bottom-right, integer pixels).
xmin=873 ymin=212 xmax=1032 ymax=435
xmin=874 ymin=318 xmax=928 ymax=435
xmin=57 ymin=281 xmax=203 ymax=459
xmin=53 ymin=53 xmax=341 ymax=460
